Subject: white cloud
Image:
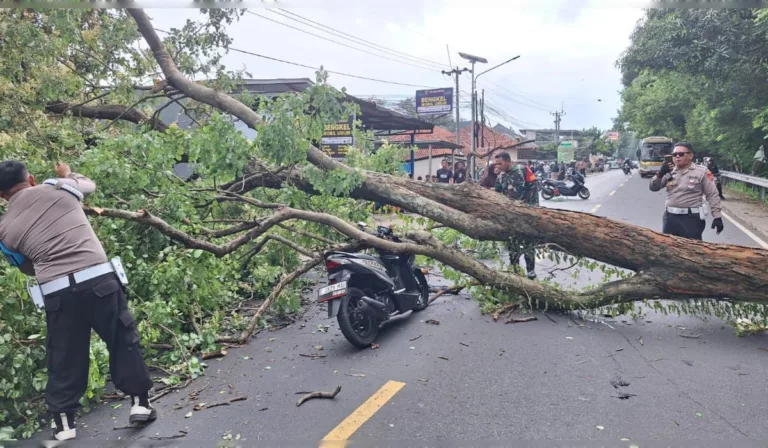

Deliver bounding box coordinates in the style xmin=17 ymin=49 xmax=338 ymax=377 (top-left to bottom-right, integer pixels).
xmin=148 ymin=2 xmax=643 ymax=130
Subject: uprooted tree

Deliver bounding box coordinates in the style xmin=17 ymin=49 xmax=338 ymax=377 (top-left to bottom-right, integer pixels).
xmin=1 ymin=8 xmax=767 ymax=439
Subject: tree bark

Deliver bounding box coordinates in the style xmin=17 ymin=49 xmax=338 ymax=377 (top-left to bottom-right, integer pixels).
xmin=126 ymin=9 xmax=768 ymax=303
xmin=45 ymin=101 xmax=168 ymax=131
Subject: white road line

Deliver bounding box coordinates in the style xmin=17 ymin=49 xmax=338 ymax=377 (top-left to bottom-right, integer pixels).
xmin=609 ymin=190 xmax=616 ymax=196
xmin=722 ymin=212 xmax=768 ymax=249
xmin=590 ymin=204 xmax=602 ymax=214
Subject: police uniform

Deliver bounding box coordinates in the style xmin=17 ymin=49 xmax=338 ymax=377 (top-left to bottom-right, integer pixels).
xmin=649 ymin=164 xmax=722 ymax=240
xmin=496 ymin=165 xmax=539 ymax=278
xmin=0 ymin=172 xmax=155 ymax=440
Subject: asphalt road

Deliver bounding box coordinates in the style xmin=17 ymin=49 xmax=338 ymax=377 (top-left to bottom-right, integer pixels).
xmin=39 ymin=169 xmax=768 ymax=445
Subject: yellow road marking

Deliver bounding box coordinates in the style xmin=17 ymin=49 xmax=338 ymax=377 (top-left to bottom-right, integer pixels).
xmin=322 ymin=380 xmax=406 ymax=441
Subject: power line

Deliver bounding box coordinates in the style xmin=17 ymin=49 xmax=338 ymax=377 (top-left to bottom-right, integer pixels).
xmin=229 ymin=47 xmax=437 ymax=88
xmin=153 ymin=28 xmax=436 ymax=88
xmin=480 ymin=85 xmax=552 ymax=113
xmin=245 ymin=11 xmax=440 ymax=74
xmin=461 ymin=89 xmax=540 ymax=129
xmin=481 ymin=78 xmax=554 ymax=110
xmin=273 ymin=9 xmax=448 ymax=70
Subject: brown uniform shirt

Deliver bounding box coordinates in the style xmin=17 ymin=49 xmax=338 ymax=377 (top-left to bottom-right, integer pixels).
xmin=649 ymin=164 xmax=722 ymax=218
xmin=0 ymin=173 xmax=107 ymax=283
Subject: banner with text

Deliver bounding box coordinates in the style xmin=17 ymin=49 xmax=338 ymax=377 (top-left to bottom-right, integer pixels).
xmin=416 ymin=88 xmax=453 ymax=116
xmin=321 ymin=117 xmax=354 ymax=159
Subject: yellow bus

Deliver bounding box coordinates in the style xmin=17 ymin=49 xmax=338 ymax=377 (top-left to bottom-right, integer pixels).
xmin=636 ymin=136 xmax=674 ymax=178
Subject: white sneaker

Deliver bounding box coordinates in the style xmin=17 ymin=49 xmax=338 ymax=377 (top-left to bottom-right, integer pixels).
xmin=51 ymin=412 xmax=76 ymax=441
xmin=129 ymin=396 xmax=158 ymax=425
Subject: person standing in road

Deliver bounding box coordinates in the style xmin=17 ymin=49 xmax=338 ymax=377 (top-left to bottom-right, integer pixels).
xmin=649 ymin=142 xmax=724 ymax=240
xmin=0 ymin=161 xmax=156 ymax=441
xmin=550 ymin=161 xmax=560 ymax=180
xmin=494 ymin=153 xmax=539 ymax=279
xmin=436 ymin=159 xmax=453 ymax=184
xmin=480 ymin=162 xmax=501 ymax=189
xmin=753 ymin=141 xmax=766 ymax=176
xmin=705 ymin=157 xmax=725 ymax=200
xmin=453 ymin=161 xmax=467 ymax=184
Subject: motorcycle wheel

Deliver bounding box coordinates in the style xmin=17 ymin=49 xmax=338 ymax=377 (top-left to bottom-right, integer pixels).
xmin=412 ymin=270 xmax=430 ymax=312
xmin=541 ymin=188 xmax=555 ymax=200
xmin=337 ymin=287 xmax=380 ymax=348
xmin=578 ymin=187 xmax=591 ymax=200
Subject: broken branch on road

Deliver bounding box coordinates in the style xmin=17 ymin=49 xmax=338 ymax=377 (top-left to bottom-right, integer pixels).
xmin=296 ymin=386 xmax=342 ymax=407
xmin=194 ymin=396 xmax=247 ymax=411
xmin=505 ymin=316 xmax=538 ymax=324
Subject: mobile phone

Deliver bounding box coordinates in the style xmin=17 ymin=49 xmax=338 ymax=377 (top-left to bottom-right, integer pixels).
xmin=664 ymin=154 xmax=673 ymax=165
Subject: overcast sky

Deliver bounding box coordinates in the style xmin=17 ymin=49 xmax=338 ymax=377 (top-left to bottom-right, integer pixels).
xmin=148 ymin=1 xmax=643 ymax=132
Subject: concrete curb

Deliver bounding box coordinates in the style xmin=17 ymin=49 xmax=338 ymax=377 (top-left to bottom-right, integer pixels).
xmin=720 ymin=201 xmax=768 ymax=246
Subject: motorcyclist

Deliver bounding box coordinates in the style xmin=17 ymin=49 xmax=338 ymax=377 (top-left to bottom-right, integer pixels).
xmin=704 ymin=157 xmax=725 ymax=200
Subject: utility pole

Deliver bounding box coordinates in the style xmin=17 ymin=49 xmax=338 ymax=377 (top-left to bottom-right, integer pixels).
xmin=551 ymin=109 xmax=565 ymax=145
xmin=441 ymin=66 xmax=470 ymax=165
xmin=479 ymin=89 xmax=485 ymax=153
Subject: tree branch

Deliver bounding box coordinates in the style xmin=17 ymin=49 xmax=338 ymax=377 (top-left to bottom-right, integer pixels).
xmin=127 ymin=7 xmax=768 ymax=304
xmin=45 ymin=101 xmax=169 ymax=131
xmin=219 ymin=241 xmax=363 ymax=344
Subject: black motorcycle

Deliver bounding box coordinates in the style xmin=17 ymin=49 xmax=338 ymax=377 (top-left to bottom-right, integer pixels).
xmin=318 ymin=223 xmax=429 ymax=347
xmin=540 ymin=172 xmax=590 ymax=200
xmin=621 ymin=164 xmax=631 ymax=175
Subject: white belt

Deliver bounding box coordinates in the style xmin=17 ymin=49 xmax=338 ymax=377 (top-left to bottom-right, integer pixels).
xmin=667 ymin=206 xmax=701 ymax=215
xmin=40 ymin=262 xmax=115 ymax=296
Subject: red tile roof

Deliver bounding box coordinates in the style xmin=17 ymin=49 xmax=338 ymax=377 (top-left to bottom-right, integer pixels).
xmin=458 ymin=125 xmax=518 ymax=155
xmin=385 ymin=125 xmax=521 ymax=160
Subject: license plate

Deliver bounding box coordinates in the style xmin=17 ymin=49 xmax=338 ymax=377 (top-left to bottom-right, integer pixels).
xmin=318 ymin=281 xmax=347 ymax=301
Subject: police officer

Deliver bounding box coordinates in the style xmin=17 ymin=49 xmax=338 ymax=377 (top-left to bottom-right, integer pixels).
xmin=0 ymin=161 xmax=156 ymax=441
xmin=649 ymin=142 xmax=724 ymax=240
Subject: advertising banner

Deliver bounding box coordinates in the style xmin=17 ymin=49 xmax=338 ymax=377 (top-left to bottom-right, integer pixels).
xmin=321 ymin=116 xmax=354 ymax=158
xmin=415 ymin=88 xmax=453 ymax=116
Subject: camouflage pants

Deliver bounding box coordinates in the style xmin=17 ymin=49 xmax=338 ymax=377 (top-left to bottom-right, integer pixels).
xmin=506 ymin=236 xmax=536 ymax=273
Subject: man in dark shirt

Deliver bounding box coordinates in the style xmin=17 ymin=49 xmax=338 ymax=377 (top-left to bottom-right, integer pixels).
xmin=436 ymin=159 xmax=453 ymax=184
xmin=453 ymin=161 xmax=467 ymax=184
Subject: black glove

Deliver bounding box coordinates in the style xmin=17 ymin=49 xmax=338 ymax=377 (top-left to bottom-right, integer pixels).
xmin=658 ymin=163 xmax=671 ymax=177
xmin=711 ymin=217 xmax=724 ymax=235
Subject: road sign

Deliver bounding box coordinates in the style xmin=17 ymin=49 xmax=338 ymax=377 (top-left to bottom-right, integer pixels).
xmin=415 ymin=88 xmax=453 ymax=116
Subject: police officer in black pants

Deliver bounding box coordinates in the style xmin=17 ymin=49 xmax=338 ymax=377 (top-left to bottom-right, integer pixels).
xmin=649 ymin=142 xmax=724 ymax=240
xmin=0 ymin=161 xmax=156 ymax=441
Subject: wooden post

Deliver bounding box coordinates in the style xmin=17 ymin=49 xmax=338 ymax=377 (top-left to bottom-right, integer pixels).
xmin=428 ymin=144 xmax=433 ymax=179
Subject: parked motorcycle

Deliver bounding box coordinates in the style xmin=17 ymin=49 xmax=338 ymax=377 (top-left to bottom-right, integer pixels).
xmin=318 ymin=223 xmax=429 ymax=347
xmin=540 ymin=172 xmax=590 ymax=200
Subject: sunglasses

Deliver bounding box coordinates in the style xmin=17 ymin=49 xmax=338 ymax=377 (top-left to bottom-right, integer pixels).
xmin=672 ymin=152 xmax=691 ymax=157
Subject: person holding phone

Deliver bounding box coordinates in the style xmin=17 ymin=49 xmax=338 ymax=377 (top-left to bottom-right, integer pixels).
xmin=649 ymin=142 xmax=724 ymax=240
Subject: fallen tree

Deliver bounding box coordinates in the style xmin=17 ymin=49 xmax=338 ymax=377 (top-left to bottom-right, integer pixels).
xmin=122 ymin=8 xmax=768 ymax=307
xmin=2 ymin=9 xmax=767 ymax=438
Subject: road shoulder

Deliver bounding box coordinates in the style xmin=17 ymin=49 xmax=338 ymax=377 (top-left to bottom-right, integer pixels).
xmin=721 ymin=187 xmax=768 ymax=246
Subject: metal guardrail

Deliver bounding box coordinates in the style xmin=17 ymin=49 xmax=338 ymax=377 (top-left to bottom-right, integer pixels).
xmin=720 ymin=170 xmax=768 ymax=200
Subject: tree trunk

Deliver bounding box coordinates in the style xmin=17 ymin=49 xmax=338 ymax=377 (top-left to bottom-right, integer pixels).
xmin=128 ymin=9 xmax=768 ymax=304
